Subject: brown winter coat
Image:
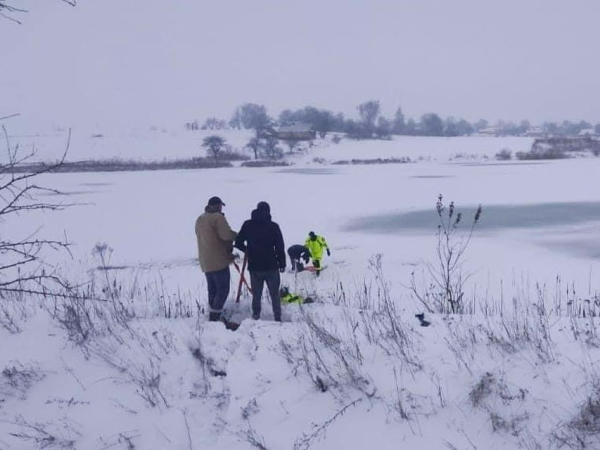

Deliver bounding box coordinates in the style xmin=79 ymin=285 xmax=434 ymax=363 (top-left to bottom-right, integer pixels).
xmin=195 ymin=205 xmax=237 ymax=273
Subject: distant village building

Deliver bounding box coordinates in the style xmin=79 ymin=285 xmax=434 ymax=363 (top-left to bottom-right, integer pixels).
xmin=276 ymin=123 xmax=316 ymax=141
xmin=525 ymin=126 xmax=545 ymax=138
xmin=578 ymin=128 xmax=597 ymax=137
xmin=477 ymin=126 xmax=500 ymax=136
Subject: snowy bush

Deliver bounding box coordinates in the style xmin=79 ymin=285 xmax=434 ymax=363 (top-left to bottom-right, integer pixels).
xmin=552 ymin=370 xmax=600 ymax=448
xmin=263 ymin=137 xmax=284 ymax=160
xmin=218 ymin=146 xmax=251 ymax=161
xmin=495 ymin=148 xmax=512 ymax=160
xmin=9 ymin=415 xmax=79 ymax=450
xmin=241 ymin=160 xmax=289 ymax=168
xmin=331 ymin=134 xmax=343 ymax=144
xmin=410 ymin=195 xmax=482 ymax=314
xmin=1 ymin=362 xmax=45 ymax=402
xmin=332 ymin=157 xmax=411 ymax=165
xmin=0 ymin=291 xmax=31 ymax=334
xmin=515 ymin=148 xmax=568 ymax=160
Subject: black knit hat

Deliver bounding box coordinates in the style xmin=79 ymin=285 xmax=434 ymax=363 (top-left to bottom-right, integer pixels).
xmin=208 ymin=196 xmax=225 ymax=206
xmin=257 ymin=201 xmax=270 ymax=212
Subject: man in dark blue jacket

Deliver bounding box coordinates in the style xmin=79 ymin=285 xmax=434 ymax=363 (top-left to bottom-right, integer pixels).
xmin=235 ymin=201 xmax=286 ymax=321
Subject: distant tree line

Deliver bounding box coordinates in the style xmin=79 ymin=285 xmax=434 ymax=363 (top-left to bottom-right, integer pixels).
xmin=193 ymin=101 xmax=600 ymax=161
xmin=540 ymin=120 xmax=600 ymax=137
xmin=190 ymin=101 xmax=600 ymax=141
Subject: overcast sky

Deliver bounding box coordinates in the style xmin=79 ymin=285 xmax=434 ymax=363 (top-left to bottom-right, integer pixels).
xmin=1 ymin=0 xmax=599 ymax=130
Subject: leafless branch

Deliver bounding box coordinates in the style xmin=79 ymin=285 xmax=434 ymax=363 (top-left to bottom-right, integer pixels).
xmin=1 ymin=0 xmax=75 ymax=23
xmin=0 ymin=1 xmax=25 ymax=12
xmin=0 ymin=1 xmax=25 ymax=23
xmin=294 ymin=398 xmax=363 ymax=450
xmin=0 ymin=113 xmax=20 ymax=122
xmin=0 ymin=127 xmax=73 ymax=298
xmin=182 ymin=409 xmax=194 ymax=450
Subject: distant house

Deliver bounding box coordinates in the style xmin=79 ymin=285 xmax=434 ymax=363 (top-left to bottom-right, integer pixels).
xmin=525 ymin=127 xmax=545 ymax=138
xmin=579 ymin=128 xmax=597 ymax=137
xmin=276 ymin=123 xmax=316 ymax=141
xmin=477 ymin=126 xmax=500 ymax=136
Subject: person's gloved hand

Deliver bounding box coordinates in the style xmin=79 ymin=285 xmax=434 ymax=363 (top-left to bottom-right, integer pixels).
xmin=326 ymin=248 xmax=331 ymax=257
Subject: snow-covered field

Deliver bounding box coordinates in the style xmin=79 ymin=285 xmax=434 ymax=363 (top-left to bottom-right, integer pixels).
xmin=2 ymin=134 xmax=600 ymax=449
xmin=6 ymin=128 xmax=257 ymax=163
xmin=7 ymin=127 xmax=533 ymax=164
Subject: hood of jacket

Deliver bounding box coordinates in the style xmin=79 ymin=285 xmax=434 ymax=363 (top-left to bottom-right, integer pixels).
xmin=251 ymin=208 xmax=271 ymax=223
xmin=234 ymin=209 xmax=285 ymax=272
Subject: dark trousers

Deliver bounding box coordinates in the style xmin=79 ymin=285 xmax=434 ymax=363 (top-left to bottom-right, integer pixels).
xmin=249 ymin=270 xmax=281 ymax=321
xmin=313 ymin=258 xmax=322 ymax=276
xmin=205 ymin=267 xmax=230 ymax=321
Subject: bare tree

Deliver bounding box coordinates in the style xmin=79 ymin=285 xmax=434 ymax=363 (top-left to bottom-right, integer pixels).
xmin=0 ymin=125 xmax=72 ymax=298
xmin=0 ymin=0 xmax=75 ymax=24
xmin=357 ymin=100 xmax=380 ymax=137
xmin=237 ymin=103 xmax=272 ymax=138
xmin=375 ymin=117 xmax=392 ymax=140
xmin=245 ymin=137 xmax=262 ymax=160
xmin=201 ymin=135 xmax=226 ymax=160
xmin=1 ymin=0 xmax=76 ymax=297
xmin=201 ymin=117 xmax=227 ymax=130
xmin=284 ymin=137 xmax=301 ymax=154
xmin=392 ymin=107 xmax=405 ymax=135
xmin=263 ymin=137 xmax=283 ymax=160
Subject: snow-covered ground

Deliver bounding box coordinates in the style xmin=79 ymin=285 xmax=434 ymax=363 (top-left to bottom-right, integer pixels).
xmin=297 ymin=134 xmax=534 ymax=164
xmin=6 ymin=127 xmax=533 ymax=164
xmin=2 ymin=134 xmax=600 ymax=449
xmin=5 ymin=128 xmax=257 ymax=163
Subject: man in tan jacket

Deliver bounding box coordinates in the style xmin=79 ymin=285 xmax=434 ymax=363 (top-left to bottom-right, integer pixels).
xmin=195 ymin=196 xmax=237 ymax=322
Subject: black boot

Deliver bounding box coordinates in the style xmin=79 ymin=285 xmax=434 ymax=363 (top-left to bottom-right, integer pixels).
xmin=222 ymin=317 xmax=240 ymax=331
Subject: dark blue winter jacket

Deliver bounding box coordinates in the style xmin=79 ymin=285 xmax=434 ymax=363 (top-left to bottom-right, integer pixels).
xmin=235 ymin=209 xmax=286 ymax=272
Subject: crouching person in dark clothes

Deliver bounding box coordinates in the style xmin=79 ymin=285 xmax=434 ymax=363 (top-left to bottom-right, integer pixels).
xmin=235 ymin=201 xmax=286 ymax=321
xmin=287 ymin=244 xmax=311 ymax=272
xmin=195 ymin=196 xmax=237 ymax=322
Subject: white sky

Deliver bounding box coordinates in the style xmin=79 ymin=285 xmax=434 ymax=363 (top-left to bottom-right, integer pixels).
xmin=1 ymin=0 xmax=600 ymax=130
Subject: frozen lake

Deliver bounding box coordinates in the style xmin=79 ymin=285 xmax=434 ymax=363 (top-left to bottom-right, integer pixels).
xmin=11 ymin=155 xmax=600 ymax=303
xmin=346 ymin=201 xmax=600 ymax=233
xmin=345 ymin=202 xmax=600 ymax=260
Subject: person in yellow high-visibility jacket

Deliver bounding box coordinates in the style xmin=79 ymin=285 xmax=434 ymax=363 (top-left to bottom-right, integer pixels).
xmin=304 ymin=231 xmax=330 ymax=276
xmin=280 ymin=286 xmax=314 ymax=304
